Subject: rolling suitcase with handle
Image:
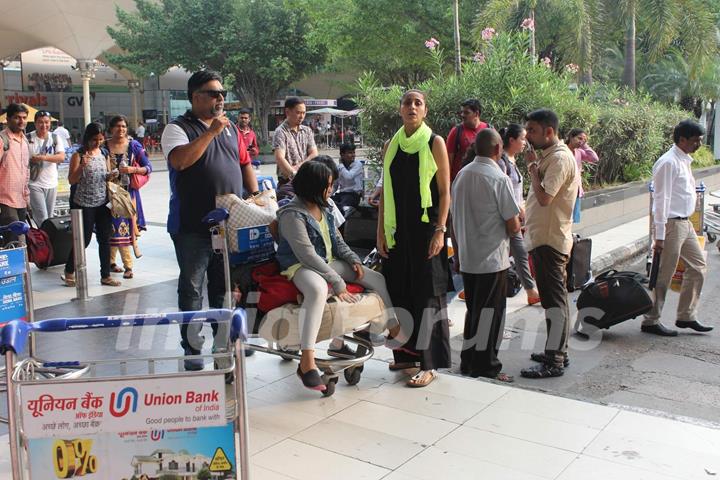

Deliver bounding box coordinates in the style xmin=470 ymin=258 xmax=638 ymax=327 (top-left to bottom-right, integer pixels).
xmin=41 ymin=215 xmax=73 ymax=267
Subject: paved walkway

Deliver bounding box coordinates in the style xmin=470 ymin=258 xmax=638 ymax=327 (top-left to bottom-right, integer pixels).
xmin=1 ymin=166 xmax=718 ymax=479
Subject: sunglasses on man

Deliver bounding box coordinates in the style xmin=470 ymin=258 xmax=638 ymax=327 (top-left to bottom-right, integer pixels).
xmin=197 ymin=89 xmax=227 ymax=99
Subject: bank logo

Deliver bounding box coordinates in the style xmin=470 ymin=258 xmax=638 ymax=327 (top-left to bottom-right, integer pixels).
xmin=109 ymin=387 xmax=139 ymax=417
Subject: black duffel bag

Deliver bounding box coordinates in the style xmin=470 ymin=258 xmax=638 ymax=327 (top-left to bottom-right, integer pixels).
xmin=576 ymin=270 xmax=653 ymax=330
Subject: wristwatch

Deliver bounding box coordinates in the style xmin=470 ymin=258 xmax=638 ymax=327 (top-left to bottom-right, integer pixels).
xmin=435 ymin=224 xmax=447 ymax=233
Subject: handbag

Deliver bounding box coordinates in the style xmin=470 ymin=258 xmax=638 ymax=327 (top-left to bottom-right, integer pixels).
xmin=106 ymin=181 xmax=137 ymax=218
xmin=216 ymin=191 xmax=279 ymax=252
xmin=506 ymin=265 xmax=522 ymax=297
xmin=25 ymin=213 xmax=53 ymax=269
xmin=129 ymin=152 xmax=150 ymax=190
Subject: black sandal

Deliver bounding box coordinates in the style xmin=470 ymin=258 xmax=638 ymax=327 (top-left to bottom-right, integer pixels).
xmin=530 ymin=352 xmax=570 ymax=367
xmin=296 ymin=366 xmax=326 ymax=391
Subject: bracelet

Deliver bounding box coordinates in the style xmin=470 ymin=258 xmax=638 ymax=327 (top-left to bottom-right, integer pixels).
xmin=435 ymin=225 xmax=447 ymax=233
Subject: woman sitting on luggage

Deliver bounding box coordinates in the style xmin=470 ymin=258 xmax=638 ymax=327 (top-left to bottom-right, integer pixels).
xmin=276 ymin=161 xmax=394 ymax=391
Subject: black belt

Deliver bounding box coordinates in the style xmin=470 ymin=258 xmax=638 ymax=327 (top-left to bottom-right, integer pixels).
xmin=669 ymin=217 xmax=688 ymax=220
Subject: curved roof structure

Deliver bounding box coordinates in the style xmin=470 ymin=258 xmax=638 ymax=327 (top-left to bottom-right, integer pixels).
xmin=0 ymin=0 xmax=135 ymax=61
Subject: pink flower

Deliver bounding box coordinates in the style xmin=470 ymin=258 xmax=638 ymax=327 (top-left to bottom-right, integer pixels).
xmin=521 ymin=18 xmax=535 ymax=31
xmin=564 ymin=63 xmax=579 ymax=74
xmin=424 ymin=37 xmax=440 ymax=50
xmin=473 ymin=52 xmax=486 ymax=64
xmin=481 ymin=27 xmax=496 ymax=41
xmin=541 ymin=56 xmax=552 ymax=68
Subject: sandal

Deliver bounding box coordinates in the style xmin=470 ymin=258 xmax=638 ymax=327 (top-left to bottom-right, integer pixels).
xmin=495 ymin=372 xmax=515 ymax=383
xmin=61 ymin=274 xmax=75 ymax=287
xmin=110 ymin=263 xmax=123 ymax=273
xmin=101 ymin=277 xmax=122 ymax=287
xmin=407 ymin=369 xmax=437 ymax=388
xmin=388 ymin=361 xmax=419 ymax=371
xmin=123 ymin=269 xmax=134 ymax=279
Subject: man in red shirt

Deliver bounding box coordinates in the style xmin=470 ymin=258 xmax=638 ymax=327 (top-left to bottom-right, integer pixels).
xmin=446 ymin=99 xmax=489 ymax=182
xmin=237 ymin=108 xmax=260 ymax=167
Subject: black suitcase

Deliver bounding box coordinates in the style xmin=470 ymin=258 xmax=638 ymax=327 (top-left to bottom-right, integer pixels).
xmin=576 ymin=270 xmax=652 ymax=329
xmin=566 ymin=234 xmax=592 ymax=292
xmin=41 ymin=216 xmax=73 ymax=267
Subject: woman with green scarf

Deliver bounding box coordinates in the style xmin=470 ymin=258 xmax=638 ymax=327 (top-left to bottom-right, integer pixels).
xmin=377 ymin=90 xmax=452 ymax=388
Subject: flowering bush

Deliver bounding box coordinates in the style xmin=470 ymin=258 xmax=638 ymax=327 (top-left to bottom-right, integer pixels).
xmin=521 ymin=18 xmax=535 ymax=31
xmin=424 ymin=37 xmax=440 ymax=50
xmin=356 ymin=32 xmax=690 ymax=186
xmin=481 ymin=28 xmax=496 ymax=41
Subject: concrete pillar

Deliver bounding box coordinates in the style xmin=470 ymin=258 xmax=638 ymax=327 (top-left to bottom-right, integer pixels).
xmin=128 ymin=79 xmax=141 ymax=128
xmin=0 ymin=60 xmax=8 ymax=110
xmin=77 ymin=59 xmax=97 ymax=127
xmin=58 ymin=91 xmax=64 ymax=123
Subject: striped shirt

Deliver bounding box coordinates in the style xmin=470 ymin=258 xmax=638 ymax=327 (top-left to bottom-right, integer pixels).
xmin=0 ymin=129 xmax=30 ymax=208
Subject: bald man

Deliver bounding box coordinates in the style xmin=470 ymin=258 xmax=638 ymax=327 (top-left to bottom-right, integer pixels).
xmin=451 ymin=128 xmax=521 ymax=382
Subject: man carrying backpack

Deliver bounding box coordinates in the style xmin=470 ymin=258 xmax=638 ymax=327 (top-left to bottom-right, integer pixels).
xmin=0 ymin=103 xmax=32 ymax=245
xmin=28 ymin=110 xmax=66 ymax=225
xmin=446 ymin=99 xmax=489 ymax=182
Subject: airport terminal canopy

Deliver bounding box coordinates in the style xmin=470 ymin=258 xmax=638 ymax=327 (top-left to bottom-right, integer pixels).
xmin=0 ymin=0 xmax=135 ymax=61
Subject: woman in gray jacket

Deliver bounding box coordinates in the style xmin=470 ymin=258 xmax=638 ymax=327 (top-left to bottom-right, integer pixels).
xmin=276 ymin=161 xmax=393 ymax=391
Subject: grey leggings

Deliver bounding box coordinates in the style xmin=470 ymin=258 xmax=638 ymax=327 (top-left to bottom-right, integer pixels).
xmin=510 ymin=231 xmax=536 ymax=290
xmin=293 ymin=260 xmax=393 ymax=350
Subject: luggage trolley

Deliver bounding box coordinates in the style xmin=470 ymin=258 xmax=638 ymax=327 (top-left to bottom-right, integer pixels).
xmin=204 ymin=207 xmax=378 ymax=397
xmin=646 ymin=182 xmax=708 ymax=275
xmin=705 ymin=189 xmax=720 ymax=246
xmin=1 ymin=308 xmax=252 ymax=480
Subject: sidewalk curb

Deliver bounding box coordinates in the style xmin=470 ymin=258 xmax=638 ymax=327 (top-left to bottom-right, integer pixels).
xmin=591 ymin=235 xmax=649 ymax=274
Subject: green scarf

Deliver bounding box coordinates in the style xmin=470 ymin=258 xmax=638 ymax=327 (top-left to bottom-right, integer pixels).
xmin=383 ymin=122 xmax=436 ymax=249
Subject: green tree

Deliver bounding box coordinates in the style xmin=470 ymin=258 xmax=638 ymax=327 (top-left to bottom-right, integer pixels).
xmin=474 ymin=0 xmax=602 ymax=85
xmin=606 ymin=0 xmax=719 ymax=90
xmin=301 ymin=0 xmax=478 ymax=85
xmin=108 ymin=0 xmax=325 ymax=141
xmin=197 ymin=467 xmax=211 ymax=480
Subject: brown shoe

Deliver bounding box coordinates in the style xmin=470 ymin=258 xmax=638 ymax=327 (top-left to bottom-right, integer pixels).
xmin=110 ymin=263 xmax=123 ymax=273
xmin=61 ymin=274 xmax=75 ymax=287
xmin=123 ymin=269 xmax=134 ymax=279
xmin=101 ymin=277 xmax=122 ymax=287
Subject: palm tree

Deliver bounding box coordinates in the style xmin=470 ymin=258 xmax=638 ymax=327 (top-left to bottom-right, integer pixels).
xmin=608 ymin=0 xmax=719 ymax=91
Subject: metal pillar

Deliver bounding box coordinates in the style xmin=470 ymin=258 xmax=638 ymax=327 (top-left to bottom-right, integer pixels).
xmin=77 ymin=59 xmax=97 ymax=127
xmin=71 ymin=208 xmax=90 ymax=301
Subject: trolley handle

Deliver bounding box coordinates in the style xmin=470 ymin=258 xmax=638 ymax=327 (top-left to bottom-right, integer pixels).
xmin=0 ymin=309 xmax=247 ymax=355
xmin=0 ymin=221 xmax=29 ymax=236
xmin=203 ymin=208 xmax=229 ymax=225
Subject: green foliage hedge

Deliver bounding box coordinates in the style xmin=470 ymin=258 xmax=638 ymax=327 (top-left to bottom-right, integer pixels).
xmin=356 ymin=33 xmax=699 ymax=187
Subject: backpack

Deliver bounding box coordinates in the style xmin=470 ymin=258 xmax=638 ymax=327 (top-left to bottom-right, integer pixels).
xmin=25 ymin=214 xmax=54 ymax=269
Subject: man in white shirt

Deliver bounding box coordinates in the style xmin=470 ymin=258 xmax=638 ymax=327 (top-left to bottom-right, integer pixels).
xmin=332 ymin=143 xmax=364 ymax=211
xmin=135 ymin=122 xmax=146 ymax=142
xmin=52 ymin=121 xmax=71 ymax=145
xmin=29 ymin=111 xmax=66 ymax=225
xmin=643 ymin=120 xmax=711 ymax=336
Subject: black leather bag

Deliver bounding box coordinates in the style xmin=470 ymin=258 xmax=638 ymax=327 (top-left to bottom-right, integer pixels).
xmin=576 ymin=270 xmax=652 ymax=329
xmin=506 ymin=266 xmax=522 ymax=297
xmin=41 ymin=216 xmax=73 ymax=267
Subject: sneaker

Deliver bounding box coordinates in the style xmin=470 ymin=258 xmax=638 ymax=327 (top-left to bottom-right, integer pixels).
xmin=520 ymin=363 xmax=564 ymax=379
xmin=530 ymin=352 xmax=570 ymax=367
xmin=353 ymin=330 xmax=385 ymax=347
xmin=327 ymin=343 xmax=357 ymax=359
xmin=181 ymin=340 xmax=204 ymax=371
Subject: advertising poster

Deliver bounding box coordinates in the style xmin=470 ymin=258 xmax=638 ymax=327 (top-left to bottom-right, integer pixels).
xmin=27 ymin=423 xmax=237 ymax=479
xmin=0 ymin=247 xmax=27 ymax=325
xmin=21 ymin=48 xmax=128 ymax=93
xmin=21 ymin=375 xmax=226 ymax=439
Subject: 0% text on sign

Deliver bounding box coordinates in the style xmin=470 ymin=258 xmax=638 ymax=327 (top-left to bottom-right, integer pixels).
xmin=53 ymin=439 xmax=97 ymax=478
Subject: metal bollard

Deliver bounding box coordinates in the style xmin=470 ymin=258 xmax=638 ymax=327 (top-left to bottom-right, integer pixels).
xmin=71 ymin=208 xmax=90 ymax=301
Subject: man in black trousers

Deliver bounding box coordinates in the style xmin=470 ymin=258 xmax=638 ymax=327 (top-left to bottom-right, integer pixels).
xmin=451 ymin=129 xmax=520 ymax=382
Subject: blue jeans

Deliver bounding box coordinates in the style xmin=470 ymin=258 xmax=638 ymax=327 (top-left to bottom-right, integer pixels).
xmin=171 ymin=233 xmax=226 ymax=350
